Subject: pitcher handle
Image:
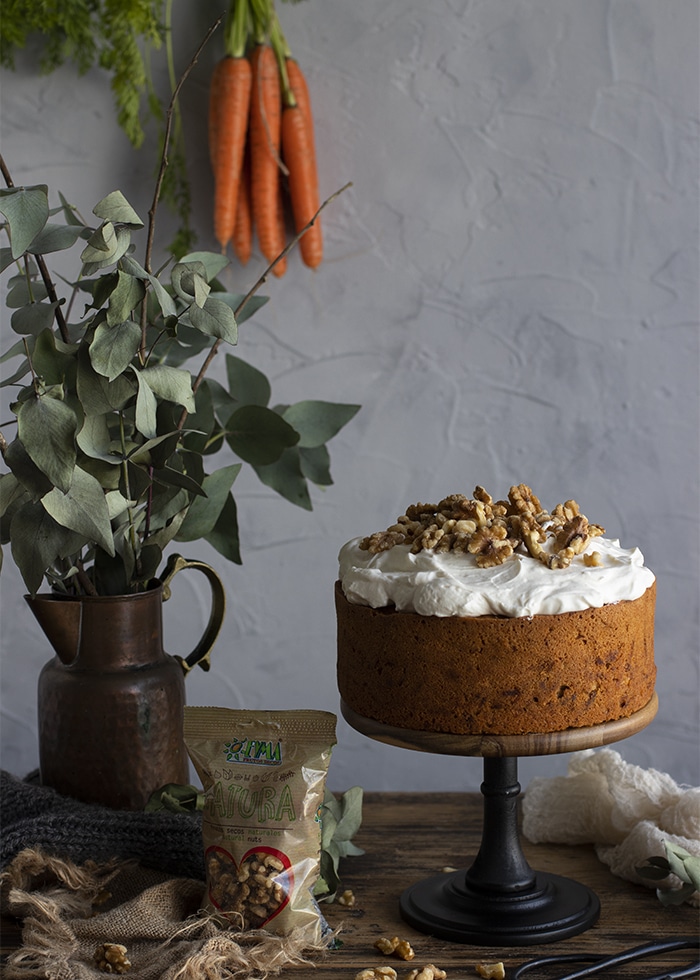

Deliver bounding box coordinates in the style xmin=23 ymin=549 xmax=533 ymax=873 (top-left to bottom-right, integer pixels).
xmin=159 ymin=554 xmax=226 ymax=675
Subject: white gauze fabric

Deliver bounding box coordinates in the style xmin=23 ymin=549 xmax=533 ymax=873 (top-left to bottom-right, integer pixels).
xmin=521 ymin=749 xmax=700 ymax=904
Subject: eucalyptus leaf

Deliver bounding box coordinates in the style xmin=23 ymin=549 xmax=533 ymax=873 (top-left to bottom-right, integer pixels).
xmin=10 ymin=500 xmax=67 ymax=594
xmin=226 ymin=405 xmax=298 ymax=466
xmin=187 ymin=296 xmax=238 ymax=345
xmin=0 ymin=246 xmax=16 ymax=273
xmin=90 ymin=319 xmax=142 ymax=381
xmin=17 ymin=391 xmax=77 ymax=493
xmin=105 ymin=490 xmax=133 ymax=520
xmin=26 ymin=222 xmax=85 ymax=255
xmin=58 ymin=191 xmax=85 ymax=228
xmin=119 ymin=255 xmax=177 ymax=318
xmin=79 ymin=456 xmax=122 ymax=490
xmin=127 ymin=431 xmax=180 ymax=466
xmin=333 ymin=785 xmax=364 ymax=844
xmin=11 ymin=301 xmax=61 ymax=337
xmin=76 ymin=413 xmax=120 ymax=462
xmin=41 ymin=466 xmax=115 ymax=555
xmin=139 ymin=364 xmax=195 ymax=413
xmin=81 ymin=220 xmax=118 ymax=259
xmin=299 ymin=444 xmax=332 ymax=486
xmin=3 ymin=438 xmax=54 ymax=499
xmin=225 ymin=354 xmax=271 ymax=407
xmin=5 ymin=276 xmax=49 ymax=308
xmin=177 ymin=464 xmax=241 ymax=541
xmin=216 ymin=292 xmax=268 ymax=324
xmin=664 ymin=842 xmax=700 ymax=890
xmin=171 ymin=261 xmax=209 ymax=305
xmin=76 ymin=344 xmax=136 ymax=414
xmin=0 ymin=473 xmax=24 ymax=517
xmin=253 ymin=447 xmax=312 ymax=510
xmin=204 ymin=493 xmax=241 ymax=564
xmin=81 ymin=224 xmax=132 ymax=272
xmin=31 ymin=327 xmax=77 ymax=387
xmin=93 ymin=190 xmax=144 ymax=228
xmin=659 ymin=885 xmax=697 ymax=906
xmin=180 ymin=251 xmax=229 ymax=282
xmin=134 ymin=369 xmax=158 ymax=439
xmin=107 ymin=270 xmax=145 ymax=325
xmin=146 ymin=506 xmax=188 ymax=551
xmin=1 ymin=337 xmax=29 ymax=362
xmin=152 ymin=466 xmax=207 ymax=497
xmin=282 ymin=401 xmax=361 ymax=449
xmin=0 ymin=185 xmax=49 ymax=258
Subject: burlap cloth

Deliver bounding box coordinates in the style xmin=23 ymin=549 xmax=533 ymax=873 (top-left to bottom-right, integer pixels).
xmin=0 ymin=772 xmax=331 ymax=979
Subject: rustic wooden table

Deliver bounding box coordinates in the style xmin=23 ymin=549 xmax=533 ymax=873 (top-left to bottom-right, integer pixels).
xmin=2 ymin=792 xmax=698 ymax=978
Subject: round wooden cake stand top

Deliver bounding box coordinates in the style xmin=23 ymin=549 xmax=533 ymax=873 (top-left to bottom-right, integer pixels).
xmin=341 ymin=694 xmax=659 ymax=948
xmin=340 ymin=691 xmax=658 ymax=757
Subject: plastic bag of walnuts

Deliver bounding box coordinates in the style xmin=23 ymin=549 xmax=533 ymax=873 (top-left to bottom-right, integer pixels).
xmin=184 ymin=707 xmax=337 ymax=941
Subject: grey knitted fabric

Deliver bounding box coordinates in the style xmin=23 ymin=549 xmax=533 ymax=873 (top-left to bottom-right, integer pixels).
xmin=0 ymin=770 xmax=205 ymax=880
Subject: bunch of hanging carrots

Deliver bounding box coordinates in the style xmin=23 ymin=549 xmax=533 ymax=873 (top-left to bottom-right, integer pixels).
xmin=208 ymin=0 xmax=322 ymax=275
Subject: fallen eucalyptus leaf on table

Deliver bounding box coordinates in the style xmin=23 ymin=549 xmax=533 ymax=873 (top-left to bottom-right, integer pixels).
xmin=637 ymin=840 xmax=700 ymax=906
xmin=315 ymin=785 xmax=365 ymax=902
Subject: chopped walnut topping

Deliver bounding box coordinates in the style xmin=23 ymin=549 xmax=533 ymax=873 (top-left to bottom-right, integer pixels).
xmin=508 ymin=484 xmax=544 ymax=519
xmin=553 ymin=515 xmax=591 ymax=554
xmin=468 ymin=525 xmax=514 ymax=568
xmin=358 ymin=485 xmax=606 ymax=571
xmin=584 ymin=551 xmax=603 ymax=567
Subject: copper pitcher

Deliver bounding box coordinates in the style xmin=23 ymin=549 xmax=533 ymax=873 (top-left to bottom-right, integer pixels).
xmin=26 ymin=555 xmax=225 ymax=810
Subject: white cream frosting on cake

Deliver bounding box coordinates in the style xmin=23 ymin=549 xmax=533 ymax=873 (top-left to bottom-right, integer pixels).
xmin=338 ymin=535 xmax=655 ymax=618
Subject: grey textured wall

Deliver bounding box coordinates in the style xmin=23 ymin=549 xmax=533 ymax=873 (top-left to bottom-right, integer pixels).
xmin=1 ymin=1 xmax=698 ymax=794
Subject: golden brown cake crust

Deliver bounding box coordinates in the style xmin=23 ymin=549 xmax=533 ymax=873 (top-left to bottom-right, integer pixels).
xmin=335 ymin=580 xmax=656 ymax=736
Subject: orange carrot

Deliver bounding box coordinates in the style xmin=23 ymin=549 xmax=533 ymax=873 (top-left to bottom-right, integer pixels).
xmin=249 ymin=42 xmax=286 ymax=270
xmin=210 ymin=54 xmax=252 ymax=251
xmin=282 ymin=58 xmax=322 ymax=269
xmin=233 ymin=145 xmax=253 ymax=266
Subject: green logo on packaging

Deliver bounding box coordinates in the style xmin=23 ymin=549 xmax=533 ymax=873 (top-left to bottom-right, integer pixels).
xmin=224 ymin=738 xmax=282 ymax=766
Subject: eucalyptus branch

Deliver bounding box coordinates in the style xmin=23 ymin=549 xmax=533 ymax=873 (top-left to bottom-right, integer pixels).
xmin=119 ymin=411 xmax=142 ymax=581
xmin=74 ymin=559 xmax=98 ymax=597
xmin=176 ymin=180 xmax=353 ymax=431
xmin=0 ymin=154 xmax=71 ymax=343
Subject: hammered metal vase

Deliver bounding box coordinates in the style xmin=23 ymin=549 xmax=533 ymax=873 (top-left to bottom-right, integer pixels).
xmin=26 ymin=555 xmax=225 ymax=810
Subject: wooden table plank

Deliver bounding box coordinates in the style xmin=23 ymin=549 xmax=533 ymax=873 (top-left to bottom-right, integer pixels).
xmin=2 ymin=792 xmax=698 ymax=977
xmin=320 ymin=793 xmax=698 ymax=978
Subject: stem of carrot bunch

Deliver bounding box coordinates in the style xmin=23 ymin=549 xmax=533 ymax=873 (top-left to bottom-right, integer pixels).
xmin=225 ymin=0 xmax=251 ymax=59
xmin=269 ymin=6 xmax=294 ymax=107
xmin=249 ymin=0 xmax=274 ymax=44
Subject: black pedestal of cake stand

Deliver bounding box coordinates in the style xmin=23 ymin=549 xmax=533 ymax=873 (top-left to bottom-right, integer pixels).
xmin=341 ymin=693 xmax=658 ymax=947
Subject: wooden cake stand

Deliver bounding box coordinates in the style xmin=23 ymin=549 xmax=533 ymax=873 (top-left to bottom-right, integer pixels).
xmin=341 ymin=692 xmax=658 ymax=947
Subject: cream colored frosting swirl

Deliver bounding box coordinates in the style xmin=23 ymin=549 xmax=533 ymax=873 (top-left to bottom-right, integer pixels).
xmin=338 ymin=536 xmax=655 ymax=618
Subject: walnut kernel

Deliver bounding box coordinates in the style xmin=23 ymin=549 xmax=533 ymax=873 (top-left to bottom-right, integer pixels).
xmin=475 ymin=962 xmax=505 ymax=979
xmin=355 ymin=968 xmax=398 ymax=980
xmin=94 ymin=943 xmax=131 ymax=974
xmin=406 ymin=966 xmax=447 ymax=980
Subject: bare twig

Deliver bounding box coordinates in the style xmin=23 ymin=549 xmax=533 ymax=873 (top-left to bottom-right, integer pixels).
xmin=139 ymin=15 xmax=223 ymax=357
xmin=176 ymin=180 xmax=353 ymax=431
xmin=144 ymin=16 xmax=223 ymax=274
